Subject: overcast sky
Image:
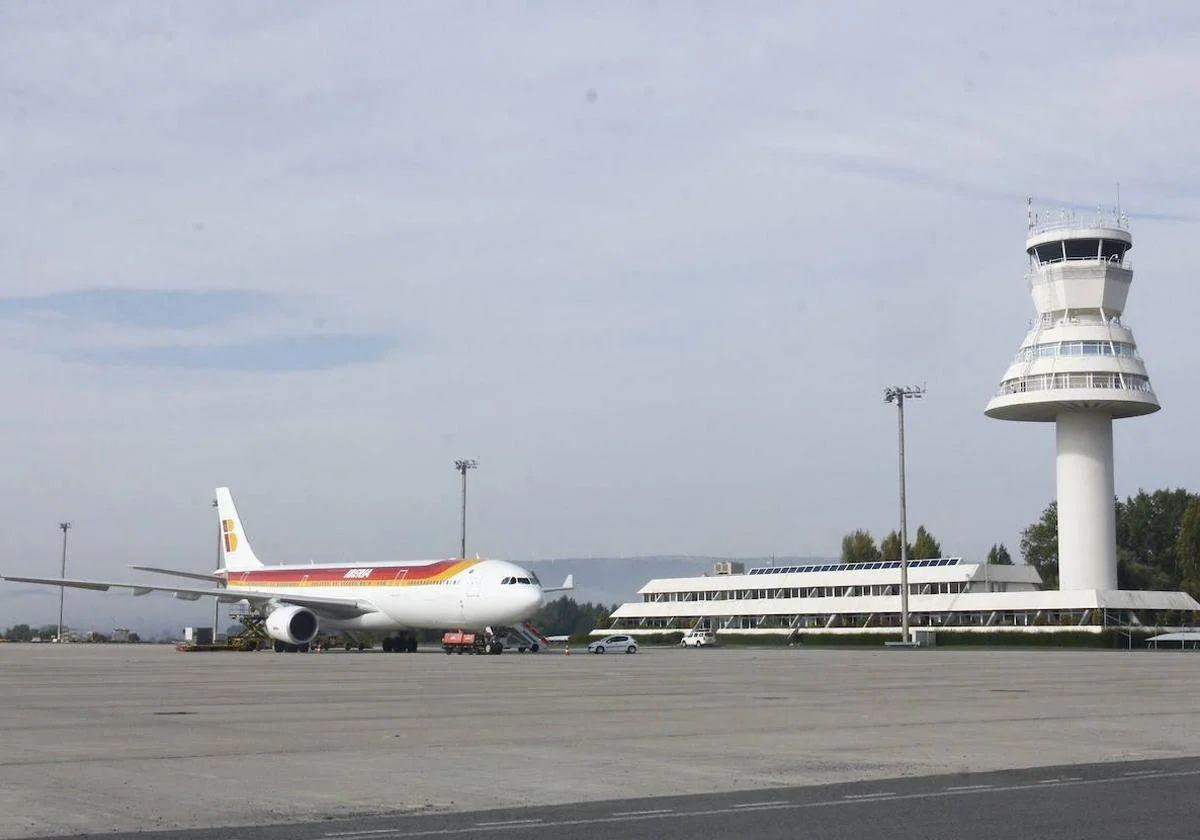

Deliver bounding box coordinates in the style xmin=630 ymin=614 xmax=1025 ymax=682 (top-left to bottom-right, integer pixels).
xmin=3 ymin=2 xmax=1199 ymax=632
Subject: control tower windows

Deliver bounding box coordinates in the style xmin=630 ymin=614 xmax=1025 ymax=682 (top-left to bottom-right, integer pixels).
xmin=1029 ymin=239 xmax=1128 ymax=265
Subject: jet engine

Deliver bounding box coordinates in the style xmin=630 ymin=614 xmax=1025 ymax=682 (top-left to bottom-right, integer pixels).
xmin=265 ymin=605 xmax=319 ymax=645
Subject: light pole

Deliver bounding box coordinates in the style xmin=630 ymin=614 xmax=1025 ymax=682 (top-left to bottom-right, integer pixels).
xmin=884 ymin=385 xmax=925 ymax=644
xmin=454 ymin=460 xmax=478 ymax=559
xmin=57 ymin=522 xmax=71 ymax=643
xmin=212 ymin=498 xmax=221 ymax=638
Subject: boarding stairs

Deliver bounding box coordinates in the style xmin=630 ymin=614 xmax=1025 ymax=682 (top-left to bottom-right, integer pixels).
xmin=495 ymin=622 xmax=551 ymax=653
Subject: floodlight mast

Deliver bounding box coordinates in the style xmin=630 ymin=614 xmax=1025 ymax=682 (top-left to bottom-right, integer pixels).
xmin=212 ymin=498 xmax=221 ymax=637
xmin=884 ymin=385 xmax=925 ymax=644
xmin=454 ymin=460 xmax=478 ymax=559
xmin=57 ymin=522 xmax=71 ymax=643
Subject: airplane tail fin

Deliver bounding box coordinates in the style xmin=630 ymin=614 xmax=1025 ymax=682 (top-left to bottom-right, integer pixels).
xmin=215 ymin=487 xmax=263 ymax=572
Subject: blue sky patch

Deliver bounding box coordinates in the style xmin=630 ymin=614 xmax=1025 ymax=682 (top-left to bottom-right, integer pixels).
xmin=70 ymin=334 xmax=395 ymax=372
xmin=0 ymin=289 xmax=277 ymax=329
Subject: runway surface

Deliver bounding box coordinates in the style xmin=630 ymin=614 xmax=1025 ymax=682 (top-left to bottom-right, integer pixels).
xmin=31 ymin=757 xmax=1200 ymax=840
xmin=4 ymin=644 xmax=1200 ymax=837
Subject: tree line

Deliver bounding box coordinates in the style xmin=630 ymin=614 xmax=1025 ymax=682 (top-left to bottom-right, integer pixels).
xmin=1021 ymin=488 xmax=1200 ymax=596
xmin=839 ymin=525 xmax=978 ymax=563
xmin=530 ymin=596 xmax=616 ymax=637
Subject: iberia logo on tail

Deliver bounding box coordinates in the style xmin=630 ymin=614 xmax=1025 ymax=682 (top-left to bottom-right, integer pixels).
xmin=222 ymin=519 xmax=238 ymax=552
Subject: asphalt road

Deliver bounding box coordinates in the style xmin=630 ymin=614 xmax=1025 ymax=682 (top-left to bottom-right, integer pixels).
xmin=32 ymin=757 xmax=1200 ymax=840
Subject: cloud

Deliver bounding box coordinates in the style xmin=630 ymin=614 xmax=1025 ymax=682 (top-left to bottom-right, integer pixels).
xmin=68 ymin=333 xmax=395 ymax=372
xmin=0 ymin=289 xmax=276 ymax=329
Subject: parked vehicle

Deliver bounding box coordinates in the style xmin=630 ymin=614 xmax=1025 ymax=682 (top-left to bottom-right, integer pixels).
xmin=680 ymin=629 xmax=716 ymax=647
xmin=587 ymin=635 xmax=638 ymax=654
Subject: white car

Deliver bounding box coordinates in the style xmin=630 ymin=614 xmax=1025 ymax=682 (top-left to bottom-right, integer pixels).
xmin=588 ymin=635 xmax=638 ymax=654
xmin=680 ymin=629 xmax=716 ymax=647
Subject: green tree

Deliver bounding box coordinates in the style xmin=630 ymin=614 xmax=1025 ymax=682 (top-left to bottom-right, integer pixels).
xmin=3 ymin=624 xmax=33 ymax=642
xmin=530 ymin=596 xmax=616 ymax=637
xmin=880 ymin=531 xmax=902 ymax=561
xmin=1116 ymin=489 xmax=1197 ymax=588
xmin=1020 ymin=501 xmax=1058 ymax=588
xmin=986 ymin=544 xmax=1013 ymax=565
xmin=910 ymin=525 xmax=942 ymax=560
xmin=1177 ymin=499 xmax=1200 ymax=578
xmin=1174 ymin=499 xmax=1200 ymax=598
xmin=841 ymin=530 xmax=881 ymax=564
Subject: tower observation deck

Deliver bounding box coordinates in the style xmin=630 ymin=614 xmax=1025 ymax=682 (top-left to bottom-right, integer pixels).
xmin=986 ymin=203 xmax=1159 ymax=591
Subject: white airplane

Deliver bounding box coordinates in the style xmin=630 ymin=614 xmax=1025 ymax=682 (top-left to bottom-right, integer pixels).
xmin=2 ymin=487 xmax=572 ymax=654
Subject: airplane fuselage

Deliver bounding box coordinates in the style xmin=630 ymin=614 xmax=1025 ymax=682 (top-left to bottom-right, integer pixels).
xmin=225 ymin=558 xmax=544 ymax=632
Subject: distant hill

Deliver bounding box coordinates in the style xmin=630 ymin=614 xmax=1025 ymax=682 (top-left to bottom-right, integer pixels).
xmin=526 ymin=555 xmax=834 ymax=608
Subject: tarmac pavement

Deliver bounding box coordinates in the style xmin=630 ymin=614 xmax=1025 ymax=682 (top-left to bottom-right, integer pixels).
xmin=2 ymin=643 xmax=1199 ymax=838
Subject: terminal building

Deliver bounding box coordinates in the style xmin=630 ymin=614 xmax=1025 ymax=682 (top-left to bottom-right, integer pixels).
xmin=603 ymin=558 xmax=1200 ymax=637
xmin=601 ymin=204 xmax=1200 ymax=638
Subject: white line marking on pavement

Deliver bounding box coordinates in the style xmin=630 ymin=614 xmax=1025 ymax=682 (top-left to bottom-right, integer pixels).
xmin=732 ymin=800 xmax=790 ymax=808
xmin=945 ymin=785 xmax=992 ymax=791
xmin=611 ymin=809 xmax=673 ymax=817
xmin=1123 ymin=770 xmax=1162 ymax=777
xmin=326 ymin=830 xmax=406 ymax=837
xmin=842 ymin=792 xmax=895 ymax=799
xmin=473 ymin=819 xmax=542 ymax=827
xmin=1038 ymin=778 xmax=1061 ymax=784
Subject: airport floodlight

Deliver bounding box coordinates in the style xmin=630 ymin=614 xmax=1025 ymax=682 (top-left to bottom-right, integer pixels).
xmin=58 ymin=522 xmax=72 ymax=643
xmin=454 ymin=460 xmax=479 ymax=559
xmin=212 ymin=498 xmax=221 ymax=636
xmin=883 ymin=386 xmax=925 ymax=645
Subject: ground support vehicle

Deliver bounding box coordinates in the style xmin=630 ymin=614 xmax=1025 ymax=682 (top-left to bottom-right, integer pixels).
xmin=441 ymin=630 xmax=503 ymax=655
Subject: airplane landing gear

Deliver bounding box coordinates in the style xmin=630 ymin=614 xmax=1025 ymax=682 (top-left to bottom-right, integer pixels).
xmin=382 ymin=633 xmax=418 ymax=653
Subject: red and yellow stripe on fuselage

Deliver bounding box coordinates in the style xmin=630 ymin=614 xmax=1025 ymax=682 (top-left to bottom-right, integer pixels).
xmin=225 ymin=559 xmax=480 ymax=589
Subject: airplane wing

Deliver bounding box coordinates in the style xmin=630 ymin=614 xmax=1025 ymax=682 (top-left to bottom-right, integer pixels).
xmin=0 ymin=575 xmax=377 ymax=620
xmin=128 ymin=565 xmax=224 ymax=583
xmin=541 ymin=574 xmax=574 ymax=594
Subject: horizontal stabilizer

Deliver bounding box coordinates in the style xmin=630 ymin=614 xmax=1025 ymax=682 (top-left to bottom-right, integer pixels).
xmin=542 ymin=574 xmax=574 ymax=593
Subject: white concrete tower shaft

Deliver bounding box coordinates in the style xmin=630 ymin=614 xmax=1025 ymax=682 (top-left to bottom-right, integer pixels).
xmin=986 ymin=206 xmax=1159 ymax=592
xmin=1056 ymin=411 xmax=1117 ymax=589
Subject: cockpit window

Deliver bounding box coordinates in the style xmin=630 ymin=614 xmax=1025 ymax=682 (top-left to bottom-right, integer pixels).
xmin=501 ymin=577 xmax=511 ymax=585
xmin=518 ymin=577 xmax=531 ymax=584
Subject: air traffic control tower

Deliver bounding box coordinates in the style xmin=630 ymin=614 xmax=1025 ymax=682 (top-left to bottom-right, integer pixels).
xmin=986 ymin=203 xmax=1158 ymax=592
